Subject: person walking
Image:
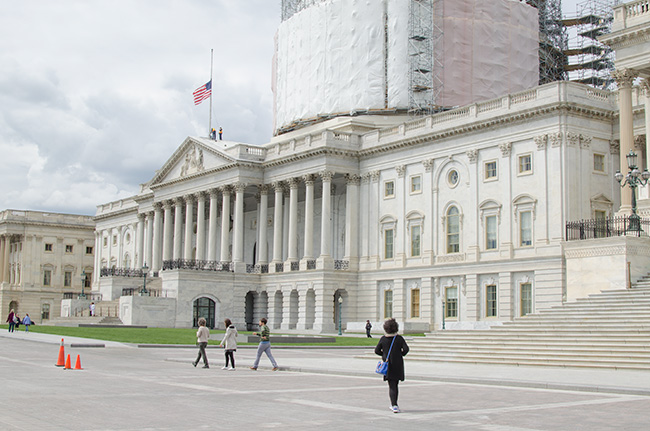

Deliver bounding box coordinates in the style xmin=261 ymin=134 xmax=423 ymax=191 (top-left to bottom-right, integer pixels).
xmin=365 ymin=320 xmax=373 ymax=338
xmin=219 ymin=318 xmax=238 ymax=370
xmin=6 ymin=309 xmax=16 ymax=332
xmin=193 ymin=317 xmax=210 ymax=368
xmin=374 ymin=318 xmax=409 ymax=413
xmin=250 ymin=318 xmax=278 ymax=371
xmin=210 ymin=128 xmax=216 ymax=140
xmin=90 ymin=302 xmax=95 ymax=317
xmin=22 ymin=314 xmax=32 ymax=332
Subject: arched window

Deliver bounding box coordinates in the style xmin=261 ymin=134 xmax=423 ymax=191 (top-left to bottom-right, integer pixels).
xmin=193 ymin=297 xmax=215 ymax=329
xmin=446 ymin=206 xmax=460 ymax=253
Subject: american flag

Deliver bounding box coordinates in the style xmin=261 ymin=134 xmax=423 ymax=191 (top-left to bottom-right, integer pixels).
xmin=193 ymin=80 xmax=212 ymax=105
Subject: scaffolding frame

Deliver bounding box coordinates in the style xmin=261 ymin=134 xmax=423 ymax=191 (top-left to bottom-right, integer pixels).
xmin=281 ymin=0 xmax=326 ymax=21
xmin=526 ymin=0 xmax=568 ymax=84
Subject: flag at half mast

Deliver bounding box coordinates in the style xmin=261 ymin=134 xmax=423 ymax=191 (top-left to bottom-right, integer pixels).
xmin=193 ymin=80 xmax=212 ymax=105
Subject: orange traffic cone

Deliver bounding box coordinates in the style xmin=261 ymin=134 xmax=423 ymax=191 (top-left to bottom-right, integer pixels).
xmin=74 ymin=355 xmax=83 ymax=370
xmin=55 ymin=338 xmax=65 ymax=367
xmin=64 ymin=354 xmax=72 ymax=370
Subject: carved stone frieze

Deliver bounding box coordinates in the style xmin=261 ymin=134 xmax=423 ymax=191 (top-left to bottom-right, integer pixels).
xmin=179 ymin=145 xmax=204 ymax=177
xmin=534 ymin=135 xmax=547 ymax=151
xmin=567 ymin=132 xmax=579 ymax=146
xmin=612 ymin=68 xmax=639 ymax=89
xmin=396 ymin=165 xmax=406 ymax=178
xmin=610 ymin=139 xmax=620 ymax=154
xmin=634 ymin=135 xmax=646 ymax=150
xmin=549 ymin=132 xmax=562 ymax=147
xmin=499 ymin=142 xmax=512 ymax=157
xmin=466 ymin=149 xmax=478 ymax=164
xmin=345 ymin=174 xmax=361 ymax=185
xmin=579 ymin=134 xmax=592 ymax=148
xmin=370 ymin=171 xmax=380 ymax=183
xmin=422 ymin=158 xmax=434 ymax=172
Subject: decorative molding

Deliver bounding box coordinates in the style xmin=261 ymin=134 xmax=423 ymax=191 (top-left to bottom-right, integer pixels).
xmin=612 ymin=68 xmax=639 ymax=89
xmin=610 ymin=139 xmax=620 ymax=155
xmin=499 ymin=142 xmax=512 ymax=157
xmin=344 ymin=174 xmax=361 ymax=186
xmin=580 ymin=134 xmax=592 ymax=148
xmin=642 ymin=79 xmax=650 ymax=96
xmin=549 ymin=132 xmax=562 ymax=148
xmin=320 ymin=170 xmax=334 ymax=182
xmin=436 ymin=254 xmax=466 ymax=264
xmin=396 ymin=165 xmax=406 ymax=178
xmin=422 ymin=158 xmax=434 ymax=172
xmin=302 ymin=174 xmax=315 ymax=186
xmin=634 ymin=134 xmax=646 ymax=150
xmin=370 ymin=171 xmax=380 ymax=183
xmin=567 ymin=132 xmax=579 ymax=146
xmin=179 ymin=144 xmax=204 ymax=177
xmin=534 ymin=135 xmax=547 ymax=151
xmin=258 ymin=184 xmax=270 ymax=194
xmin=466 ymin=149 xmax=478 ymax=164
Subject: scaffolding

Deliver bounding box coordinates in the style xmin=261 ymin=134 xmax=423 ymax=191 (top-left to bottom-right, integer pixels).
xmin=526 ymin=0 xmax=568 ymax=84
xmin=408 ymin=0 xmax=443 ymax=116
xmin=281 ymin=0 xmax=325 ymax=21
xmin=562 ymin=0 xmax=617 ymax=89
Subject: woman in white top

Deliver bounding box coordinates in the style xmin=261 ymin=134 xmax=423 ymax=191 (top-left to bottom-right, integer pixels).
xmin=219 ymin=318 xmax=238 ymax=370
xmin=193 ymin=317 xmax=210 ymax=368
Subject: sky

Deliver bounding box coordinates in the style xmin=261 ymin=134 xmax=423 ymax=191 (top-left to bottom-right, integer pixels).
xmin=0 ymin=0 xmax=596 ymax=216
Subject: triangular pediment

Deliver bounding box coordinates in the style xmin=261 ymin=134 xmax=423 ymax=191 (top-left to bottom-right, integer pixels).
xmin=148 ymin=137 xmax=237 ymax=186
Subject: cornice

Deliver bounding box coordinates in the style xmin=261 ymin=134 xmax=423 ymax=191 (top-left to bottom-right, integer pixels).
xmin=93 ymin=207 xmax=139 ymax=221
xmin=600 ymin=26 xmax=650 ymax=50
xmin=262 ymin=147 xmax=360 ymax=169
xmin=149 ymin=161 xmax=263 ymax=190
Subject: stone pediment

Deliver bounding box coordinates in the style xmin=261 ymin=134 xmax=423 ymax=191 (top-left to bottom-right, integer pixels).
xmin=148 ymin=137 xmax=236 ymax=186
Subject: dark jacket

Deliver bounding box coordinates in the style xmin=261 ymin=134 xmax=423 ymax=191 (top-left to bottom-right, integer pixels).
xmin=375 ymin=334 xmax=409 ymax=381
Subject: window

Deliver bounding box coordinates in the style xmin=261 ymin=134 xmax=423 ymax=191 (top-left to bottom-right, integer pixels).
xmin=384 ymin=180 xmax=395 ymax=198
xmin=384 ymin=290 xmax=393 ymax=318
xmin=86 ymin=246 xmax=93 ymax=255
xmin=410 ymin=175 xmax=422 ymax=194
xmin=112 ymin=235 xmax=117 ymax=246
xmin=593 ymin=153 xmax=605 ymax=172
xmin=84 ymin=272 xmax=92 ymax=288
xmin=41 ymin=303 xmax=50 ymax=320
xmin=486 ymin=215 xmax=497 ymax=250
xmin=521 ymin=282 xmax=532 ymax=316
xmin=44 ymin=243 xmax=53 ymax=252
xmin=411 ymin=288 xmax=420 ymax=318
xmin=384 ymin=229 xmax=394 ymax=259
xmin=447 ymin=169 xmax=459 ymax=187
xmin=125 ymin=233 xmax=131 ymax=244
xmin=64 ymin=271 xmax=72 ymax=287
xmin=43 ymin=270 xmax=52 ymax=286
xmin=520 ymin=211 xmax=532 ymax=247
xmin=445 ymin=286 xmax=458 ymax=318
xmin=446 ymin=206 xmax=460 ymax=253
xmin=486 ymin=284 xmax=497 ymax=317
xmin=65 ymin=245 xmax=73 ymax=253
xmin=103 ymin=237 xmax=108 ymax=247
xmin=518 ymin=154 xmax=532 ymax=174
xmin=410 ymin=225 xmax=421 ymax=257
xmin=485 ymin=160 xmax=497 ymax=180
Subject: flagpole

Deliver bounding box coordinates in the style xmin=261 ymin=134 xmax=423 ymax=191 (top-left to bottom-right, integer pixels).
xmin=208 ymin=49 xmax=214 ymax=137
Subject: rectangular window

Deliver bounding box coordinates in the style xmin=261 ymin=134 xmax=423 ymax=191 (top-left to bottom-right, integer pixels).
xmin=86 ymin=246 xmax=93 ymax=255
xmin=103 ymin=237 xmax=108 ymax=247
xmin=445 ymin=286 xmax=458 ymax=318
xmin=65 ymin=245 xmax=73 ymax=253
xmin=384 ymin=229 xmax=394 ymax=259
xmin=112 ymin=235 xmax=117 ymax=246
xmin=486 ymin=215 xmax=497 ymax=250
xmin=410 ymin=175 xmax=422 ymax=194
xmin=486 ymin=284 xmax=497 ymax=317
xmin=64 ymin=271 xmax=72 ymax=287
xmin=410 ymin=225 xmax=421 ymax=257
xmin=44 ymin=243 xmax=53 ymax=252
xmin=41 ymin=303 xmax=50 ymax=320
xmin=411 ymin=288 xmax=420 ymax=318
xmin=594 ymin=210 xmax=607 ymax=238
xmin=43 ymin=270 xmax=52 ymax=287
xmin=518 ymin=154 xmax=532 ymax=174
xmin=84 ymin=272 xmax=92 ymax=288
xmin=593 ymin=153 xmax=605 ymax=172
xmin=520 ymin=211 xmax=532 ymax=247
xmin=521 ymin=282 xmax=532 ymax=316
xmin=384 ymin=180 xmax=395 ymax=198
xmin=485 ymin=161 xmax=497 ymax=180
xmin=384 ymin=290 xmax=393 ymax=319
xmin=446 ymin=211 xmax=460 ymax=253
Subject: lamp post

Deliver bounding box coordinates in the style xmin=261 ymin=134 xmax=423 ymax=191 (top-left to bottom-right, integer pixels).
xmin=441 ymin=298 xmax=446 ymax=330
xmin=140 ymin=262 xmax=149 ymax=296
xmin=615 ymin=150 xmax=650 ymax=234
xmin=337 ymin=296 xmax=343 ymax=336
xmin=79 ymin=270 xmax=87 ymax=299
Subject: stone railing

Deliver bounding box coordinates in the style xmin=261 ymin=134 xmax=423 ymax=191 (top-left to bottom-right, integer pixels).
xmin=613 ymin=0 xmax=650 ymax=31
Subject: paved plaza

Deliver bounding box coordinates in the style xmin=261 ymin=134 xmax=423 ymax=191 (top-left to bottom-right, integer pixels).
xmin=1 ymin=332 xmax=650 ymax=430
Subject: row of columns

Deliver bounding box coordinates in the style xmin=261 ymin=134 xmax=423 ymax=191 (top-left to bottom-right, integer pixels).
xmin=0 ymin=235 xmax=12 ymax=284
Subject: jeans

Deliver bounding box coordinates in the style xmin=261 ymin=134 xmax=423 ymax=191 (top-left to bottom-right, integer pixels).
xmin=8 ymin=322 xmax=15 ymax=332
xmin=195 ymin=342 xmax=208 ymax=366
xmin=253 ymin=342 xmax=277 ymax=368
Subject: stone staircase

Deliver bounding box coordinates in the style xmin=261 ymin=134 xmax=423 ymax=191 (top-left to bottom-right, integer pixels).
xmin=397 ymin=285 xmax=650 ymax=370
xmin=45 ymin=299 xmax=122 ymax=326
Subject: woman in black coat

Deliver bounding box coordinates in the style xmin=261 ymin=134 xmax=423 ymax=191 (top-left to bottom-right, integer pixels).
xmin=374 ymin=318 xmax=409 ymax=413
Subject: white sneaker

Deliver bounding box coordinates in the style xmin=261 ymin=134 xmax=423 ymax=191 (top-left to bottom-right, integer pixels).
xmin=391 ymin=405 xmax=401 ymax=413
xmin=221 ymin=366 xmax=228 ymax=370
xmin=228 ymin=367 xmax=235 ymax=371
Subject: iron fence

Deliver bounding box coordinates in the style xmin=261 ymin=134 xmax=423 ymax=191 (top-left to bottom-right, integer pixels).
xmin=100 ymin=267 xmax=144 ymax=277
xmin=565 ymin=216 xmax=650 ymax=240
xmin=162 ymin=259 xmax=233 ymax=272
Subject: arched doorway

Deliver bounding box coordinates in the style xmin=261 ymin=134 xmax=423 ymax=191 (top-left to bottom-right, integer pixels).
xmin=245 ymin=291 xmax=256 ymax=331
xmin=193 ymin=297 xmax=216 ymax=328
xmin=8 ymin=300 xmax=18 ymax=314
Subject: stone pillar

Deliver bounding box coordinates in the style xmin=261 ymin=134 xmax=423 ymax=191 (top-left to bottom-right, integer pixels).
xmin=301 ymin=175 xmax=315 ymax=265
xmin=258 ymin=185 xmax=269 ymax=264
xmin=271 ymin=181 xmax=284 ymax=271
xmin=173 ymin=197 xmax=184 ymax=260
xmin=152 ymin=203 xmax=164 ymax=272
xmin=344 ymin=174 xmax=360 ymax=269
xmin=196 ymin=192 xmax=207 ymax=261
xmin=267 ymin=289 xmax=280 ymax=329
xmin=232 ymin=182 xmax=246 ymax=269
xmin=613 ymin=68 xmax=639 ymax=214
xmin=183 ymin=195 xmax=195 ymax=260
xmin=296 ymin=286 xmax=309 ymax=330
xmin=220 ymin=186 xmax=231 ymax=262
xmin=0 ymin=236 xmax=6 ymax=283
xmin=644 ymin=79 xmax=650 ymax=171
xmin=313 ymin=283 xmax=336 ymax=332
xmin=162 ymin=200 xmax=173 ymax=263
xmin=118 ymin=226 xmax=125 ymax=268
xmin=281 ymin=287 xmax=293 ymax=330
xmin=136 ymin=214 xmax=145 ymax=269
xmin=5 ymin=236 xmax=12 ymax=282
xmin=207 ymin=189 xmax=219 ymax=261
xmin=145 ymin=212 xmax=153 ymax=269
xmin=286 ymin=177 xmax=299 ymax=267
xmin=317 ymin=171 xmax=334 ymax=269
xmin=93 ymin=231 xmax=101 ymax=284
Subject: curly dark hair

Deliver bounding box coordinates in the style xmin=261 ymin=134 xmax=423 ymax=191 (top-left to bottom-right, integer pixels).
xmin=383 ymin=318 xmax=399 ymax=334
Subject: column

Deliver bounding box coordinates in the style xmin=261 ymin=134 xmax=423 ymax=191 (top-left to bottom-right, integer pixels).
xmin=232 ymin=182 xmax=246 ymax=269
xmin=270 ymin=182 xmax=284 ymax=271
xmin=196 ymin=192 xmax=207 ymax=261
xmin=644 ymin=79 xmax=650 ymax=174
xmin=136 ymin=214 xmax=145 ymax=269
xmin=317 ymin=171 xmax=333 ymax=269
xmin=184 ymin=195 xmax=195 ymax=260
xmin=296 ymin=286 xmax=309 ymax=330
xmin=313 ymin=283 xmax=336 ymax=332
xmin=344 ymin=174 xmax=360 ymax=269
xmin=173 ymin=197 xmax=184 ymax=260
xmin=613 ymin=68 xmax=639 ymax=213
xmin=280 ymin=287 xmax=292 ymax=330
xmin=5 ymin=236 xmax=12 ymax=282
xmin=0 ymin=236 xmax=5 ymax=283
xmin=162 ymin=201 xmax=173 ymax=263
xmin=286 ymin=177 xmax=299 ymax=268
xmin=118 ymin=226 xmax=125 ymax=268
xmin=300 ymin=175 xmax=315 ymax=268
xmin=145 ymin=212 xmax=153 ymax=269
xmin=258 ymin=185 xmax=269 ymax=264
xmin=93 ymin=231 xmax=100 ymax=284
xmin=220 ymin=186 xmax=231 ymax=262
xmin=207 ymin=189 xmax=219 ymax=261
xmin=152 ymin=203 xmax=163 ymax=272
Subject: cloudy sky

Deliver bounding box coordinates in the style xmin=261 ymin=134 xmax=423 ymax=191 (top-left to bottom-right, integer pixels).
xmin=0 ymin=0 xmax=593 ymax=216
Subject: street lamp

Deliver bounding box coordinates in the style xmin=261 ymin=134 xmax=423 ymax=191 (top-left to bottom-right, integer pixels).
xmin=79 ymin=269 xmax=87 ymax=299
xmin=441 ymin=298 xmax=446 ymax=330
xmin=615 ymin=150 xmax=650 ymax=234
xmin=140 ymin=262 xmax=149 ymax=295
xmin=337 ymin=296 xmax=343 ymax=336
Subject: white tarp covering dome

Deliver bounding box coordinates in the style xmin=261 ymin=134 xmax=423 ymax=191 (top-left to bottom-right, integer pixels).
xmin=273 ymin=0 xmax=539 ymax=134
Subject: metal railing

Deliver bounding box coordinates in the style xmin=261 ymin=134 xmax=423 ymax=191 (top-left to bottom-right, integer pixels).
xmin=100 ymin=267 xmax=145 ymax=277
xmin=162 ymin=259 xmax=233 ymax=272
xmin=306 ymin=259 xmax=316 ymax=270
xmin=566 ymin=216 xmax=650 ymax=240
xmin=334 ymin=260 xmax=350 ymax=270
